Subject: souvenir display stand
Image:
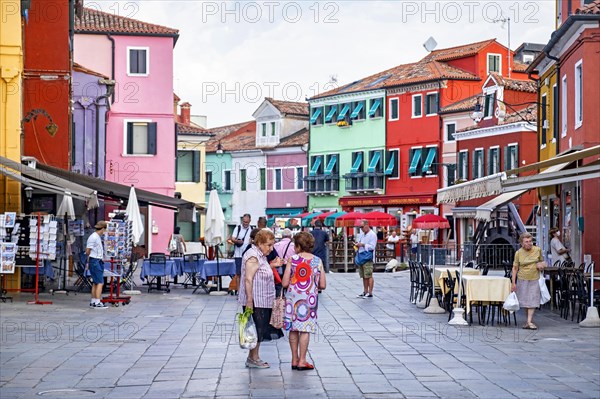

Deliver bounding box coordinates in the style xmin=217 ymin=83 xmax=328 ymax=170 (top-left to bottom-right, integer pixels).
xmin=27 ymin=213 xmax=53 ymax=305
xmin=101 ymin=218 xmax=133 ymax=306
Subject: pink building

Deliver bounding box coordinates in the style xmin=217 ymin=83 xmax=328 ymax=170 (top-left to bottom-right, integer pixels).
xmin=75 ymin=8 xmax=180 ymax=252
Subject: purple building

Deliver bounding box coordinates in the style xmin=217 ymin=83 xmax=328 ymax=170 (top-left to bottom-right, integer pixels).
xmin=71 ymin=63 xmax=112 ymax=177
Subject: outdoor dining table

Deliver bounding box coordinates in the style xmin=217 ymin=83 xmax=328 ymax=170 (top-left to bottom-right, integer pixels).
xmin=461 ymin=275 xmax=511 ymax=314
xmin=140 ymin=259 xmax=178 ymax=291
xmin=199 ymin=259 xmax=236 ymax=281
xmin=434 ymin=266 xmax=479 ymax=294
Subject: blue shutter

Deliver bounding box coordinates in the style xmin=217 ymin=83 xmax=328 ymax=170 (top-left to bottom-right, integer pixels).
xmin=408 ymin=149 xmax=422 ymax=174
xmin=325 ymin=106 xmax=337 ymax=123
xmin=350 ymin=152 xmax=363 ymax=173
xmin=384 ymin=152 xmax=396 ymax=176
xmin=422 ymin=148 xmax=436 ymax=173
xmin=310 ymin=108 xmax=322 ymax=124
xmin=324 ymin=155 xmax=337 ymax=175
xmin=337 ymin=104 xmax=351 ymax=121
xmin=368 ymin=99 xmax=382 ymax=117
xmin=350 ymin=102 xmax=364 ymax=119
xmin=367 ymin=151 xmax=381 ymax=173
xmin=309 ymin=157 xmax=322 ymax=176
xmin=147 ymin=122 xmax=157 ymax=155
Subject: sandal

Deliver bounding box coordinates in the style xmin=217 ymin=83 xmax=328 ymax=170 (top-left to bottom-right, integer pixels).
xmin=296 ymin=362 xmax=314 ymax=371
xmin=245 ymin=358 xmax=269 ymax=369
xmin=522 ymin=323 xmax=538 ymax=330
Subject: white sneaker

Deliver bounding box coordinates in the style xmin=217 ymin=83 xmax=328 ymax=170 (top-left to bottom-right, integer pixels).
xmin=94 ymin=302 xmax=108 ymax=309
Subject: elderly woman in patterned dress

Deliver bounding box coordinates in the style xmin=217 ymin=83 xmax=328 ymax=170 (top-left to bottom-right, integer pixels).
xmin=511 ymin=232 xmax=546 ymax=330
xmin=282 ymin=231 xmax=327 ymax=371
xmin=239 ymin=229 xmax=284 ymax=369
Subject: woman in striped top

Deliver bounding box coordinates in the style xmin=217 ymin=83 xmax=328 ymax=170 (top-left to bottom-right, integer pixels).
xmin=239 ymin=228 xmax=284 ymax=368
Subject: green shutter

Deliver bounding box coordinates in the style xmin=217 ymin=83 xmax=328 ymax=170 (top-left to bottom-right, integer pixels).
xmin=193 ymin=151 xmax=200 ymax=182
xmin=504 ymin=146 xmax=509 ymax=171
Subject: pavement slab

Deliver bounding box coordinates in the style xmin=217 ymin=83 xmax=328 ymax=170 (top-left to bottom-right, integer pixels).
xmin=1 ymin=272 xmax=599 ymax=399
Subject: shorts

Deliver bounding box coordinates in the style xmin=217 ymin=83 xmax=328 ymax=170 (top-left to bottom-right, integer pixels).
xmin=234 ymin=257 xmax=242 ymax=275
xmin=411 ymin=246 xmax=418 ymax=254
xmin=89 ymin=258 xmax=104 ymax=284
xmin=358 ymin=262 xmax=373 ymax=279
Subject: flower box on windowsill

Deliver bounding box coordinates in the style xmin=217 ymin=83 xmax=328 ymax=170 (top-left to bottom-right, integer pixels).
xmin=337 ymin=121 xmax=350 ymax=128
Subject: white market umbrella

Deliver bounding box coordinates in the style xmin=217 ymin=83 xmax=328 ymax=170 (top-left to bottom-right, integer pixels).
xmin=57 ymin=192 xmax=76 ymax=220
xmin=125 ymin=186 xmax=144 ymax=245
xmin=204 ymin=190 xmax=226 ymax=293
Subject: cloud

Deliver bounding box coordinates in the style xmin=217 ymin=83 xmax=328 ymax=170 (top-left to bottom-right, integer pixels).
xmin=114 ymin=0 xmax=555 ymax=127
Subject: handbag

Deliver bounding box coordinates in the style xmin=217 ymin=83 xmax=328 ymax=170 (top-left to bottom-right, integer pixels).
xmin=269 ymin=290 xmax=285 ymax=329
xmin=354 ymin=250 xmax=374 ymax=266
xmin=168 ymin=236 xmax=178 ymax=252
xmin=539 ymin=274 xmax=551 ymax=305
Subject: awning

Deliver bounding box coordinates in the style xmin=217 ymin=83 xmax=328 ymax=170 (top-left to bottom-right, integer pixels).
xmin=475 ymin=162 xmax=571 ymax=221
xmin=0 ymin=156 xmax=99 ymax=208
xmin=437 ymin=172 xmax=505 ymax=204
xmin=384 ymin=152 xmax=396 ymax=176
xmin=350 ymin=102 xmax=364 ymax=119
xmin=337 ymin=104 xmax=351 ymax=121
xmin=422 ymin=148 xmax=436 ymax=173
xmin=408 ymin=148 xmax=422 ymax=174
xmin=368 ymin=99 xmax=381 ymax=117
xmin=502 ymin=162 xmax=599 ymax=192
xmin=309 ymin=156 xmax=322 ymax=176
xmin=265 ymin=208 xmax=303 ymax=216
xmin=324 ymin=106 xmax=337 ymax=123
xmin=34 ymin=162 xmax=199 ymax=221
xmin=324 ymin=155 xmax=337 ymax=175
xmin=309 ymin=108 xmax=322 ymax=124
xmin=350 ymin=152 xmax=363 ymax=173
xmin=367 ymin=151 xmax=381 ymax=173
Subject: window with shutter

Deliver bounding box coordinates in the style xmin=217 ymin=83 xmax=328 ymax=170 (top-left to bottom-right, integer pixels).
xmin=126 ymin=121 xmax=156 ymax=155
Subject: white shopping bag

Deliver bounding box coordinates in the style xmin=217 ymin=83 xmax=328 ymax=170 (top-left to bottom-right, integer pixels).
xmin=503 ymin=292 xmax=520 ymax=313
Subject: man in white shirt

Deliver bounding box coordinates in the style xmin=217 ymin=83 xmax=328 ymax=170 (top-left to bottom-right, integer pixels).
xmin=228 ymin=214 xmax=252 ymax=292
xmin=549 ymin=228 xmax=570 ymax=264
xmin=86 ymin=221 xmax=107 ymax=309
xmin=356 ymin=220 xmax=377 ymax=298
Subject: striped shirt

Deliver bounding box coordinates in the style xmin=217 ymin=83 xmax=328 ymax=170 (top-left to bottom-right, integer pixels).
xmin=238 ymin=245 xmax=275 ymax=308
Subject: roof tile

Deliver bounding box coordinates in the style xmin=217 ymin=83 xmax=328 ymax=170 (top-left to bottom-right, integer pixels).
xmin=576 ymin=0 xmax=600 ymax=14
xmin=489 ymin=72 xmax=537 ymax=93
xmin=76 ymin=8 xmax=179 ymax=36
xmin=266 ymin=98 xmax=309 ymax=117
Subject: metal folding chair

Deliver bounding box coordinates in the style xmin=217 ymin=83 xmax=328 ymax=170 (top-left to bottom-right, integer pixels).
xmin=147 ymin=253 xmax=170 ymax=293
xmin=181 ymin=254 xmax=200 ymax=288
xmin=73 ymin=259 xmax=93 ymax=293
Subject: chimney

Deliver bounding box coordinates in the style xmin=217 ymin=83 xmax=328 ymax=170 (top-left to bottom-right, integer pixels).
xmin=173 ymin=93 xmax=180 ymax=120
xmin=180 ymin=102 xmax=191 ymax=125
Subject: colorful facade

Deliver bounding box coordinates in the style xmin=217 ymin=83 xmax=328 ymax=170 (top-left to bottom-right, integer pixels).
xmin=0 ymin=0 xmax=23 ymax=212
xmin=74 ymin=8 xmax=180 ymax=253
xmin=530 ymin=1 xmax=600 ymax=264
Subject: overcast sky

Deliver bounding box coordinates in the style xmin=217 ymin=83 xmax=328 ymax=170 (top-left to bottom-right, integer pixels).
xmin=91 ymin=1 xmax=556 ymax=127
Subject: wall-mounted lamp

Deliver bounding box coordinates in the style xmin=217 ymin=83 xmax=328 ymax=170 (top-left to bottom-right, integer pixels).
xmin=24 ymin=186 xmax=34 ymax=201
xmin=216 ymin=141 xmax=224 ymax=157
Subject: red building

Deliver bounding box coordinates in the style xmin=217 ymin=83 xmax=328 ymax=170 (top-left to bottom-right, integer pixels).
xmin=22 ymin=0 xmax=75 ymax=169
xmin=385 ymin=39 xmax=518 ymax=229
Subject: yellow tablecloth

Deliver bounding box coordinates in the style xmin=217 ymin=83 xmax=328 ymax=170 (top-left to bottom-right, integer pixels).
xmin=434 ymin=267 xmax=480 ymax=294
xmin=462 ymin=275 xmax=511 ymax=314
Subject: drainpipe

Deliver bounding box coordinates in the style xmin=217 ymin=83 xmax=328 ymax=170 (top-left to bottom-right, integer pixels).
xmin=546 ymin=53 xmax=560 ymax=157
xmin=94 ymin=80 xmax=115 ymax=177
xmin=106 ymin=35 xmax=116 ymax=103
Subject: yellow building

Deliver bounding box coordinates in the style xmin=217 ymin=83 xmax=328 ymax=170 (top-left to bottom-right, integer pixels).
xmin=536 ymin=62 xmax=559 ymax=163
xmin=175 ymin=102 xmax=212 ymax=243
xmin=0 ymin=1 xmax=23 ymax=212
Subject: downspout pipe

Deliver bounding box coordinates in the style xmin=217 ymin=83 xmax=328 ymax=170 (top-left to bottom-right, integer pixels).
xmin=106 ymin=35 xmax=115 ymax=103
xmin=94 ymin=80 xmax=115 ymax=178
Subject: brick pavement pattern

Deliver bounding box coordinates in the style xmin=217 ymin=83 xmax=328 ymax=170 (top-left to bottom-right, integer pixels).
xmin=1 ymin=272 xmax=599 ymax=398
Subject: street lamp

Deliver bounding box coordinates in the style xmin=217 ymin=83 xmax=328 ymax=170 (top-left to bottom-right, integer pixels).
xmin=24 ymin=186 xmax=34 ymax=201
xmin=216 ymin=141 xmax=224 ymax=157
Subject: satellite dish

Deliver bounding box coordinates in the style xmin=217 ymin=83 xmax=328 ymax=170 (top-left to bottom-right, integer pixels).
xmin=423 ymin=37 xmax=438 ymax=52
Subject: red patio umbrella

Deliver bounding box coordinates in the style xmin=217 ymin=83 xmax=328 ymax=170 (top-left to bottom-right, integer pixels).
xmin=412 ymin=214 xmax=450 ymax=229
xmin=363 ymin=211 xmax=399 ymax=226
xmin=334 ymin=212 xmax=367 ymax=227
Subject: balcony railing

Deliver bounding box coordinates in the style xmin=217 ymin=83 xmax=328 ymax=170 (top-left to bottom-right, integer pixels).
xmin=305 ymin=175 xmax=339 ymax=195
xmin=344 ymin=172 xmax=384 ymax=193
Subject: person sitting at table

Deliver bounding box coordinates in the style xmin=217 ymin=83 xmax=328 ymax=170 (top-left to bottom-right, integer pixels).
xmin=282 ymin=231 xmax=326 ymax=371
xmin=511 ymin=232 xmax=546 ymax=330
xmin=239 ymin=229 xmax=284 ymax=368
xmin=169 ymin=227 xmax=187 ymax=257
xmin=549 ymin=228 xmax=570 ymax=265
